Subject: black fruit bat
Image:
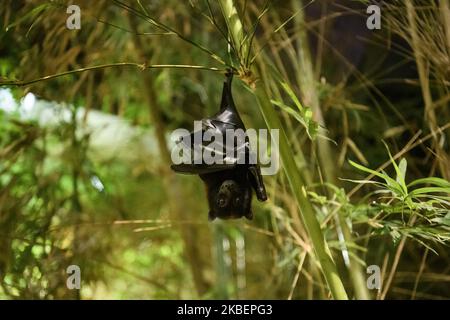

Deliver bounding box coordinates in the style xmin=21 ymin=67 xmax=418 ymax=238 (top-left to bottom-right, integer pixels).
xmin=171 ymin=71 xmax=267 ymax=220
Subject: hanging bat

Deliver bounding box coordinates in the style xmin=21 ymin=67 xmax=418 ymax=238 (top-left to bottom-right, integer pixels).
xmin=171 ymin=71 xmax=267 ymax=220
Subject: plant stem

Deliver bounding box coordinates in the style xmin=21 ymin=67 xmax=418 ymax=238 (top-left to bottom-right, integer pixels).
xmin=1 ymin=63 xmax=224 ymax=87
xmin=253 ymin=78 xmax=348 ymax=299
xmin=218 ymin=0 xmax=348 ymax=299
xmin=406 ymin=0 xmax=449 ymax=180
xmin=292 ymin=0 xmax=370 ymax=300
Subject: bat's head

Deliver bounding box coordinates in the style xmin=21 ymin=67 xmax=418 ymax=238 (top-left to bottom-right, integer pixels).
xmin=209 ymin=179 xmax=252 ymax=220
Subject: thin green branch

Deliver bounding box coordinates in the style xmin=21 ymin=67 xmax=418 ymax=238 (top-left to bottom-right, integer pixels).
xmin=243 ymin=1 xmax=270 ymax=67
xmin=97 ymin=18 xmax=175 ymax=36
xmin=0 ymin=63 xmax=225 ymax=87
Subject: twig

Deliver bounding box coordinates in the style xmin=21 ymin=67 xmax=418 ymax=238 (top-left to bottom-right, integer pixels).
xmin=411 ymin=248 xmax=428 ymax=300
xmin=287 ymin=251 xmax=307 ymax=300
xmin=0 ymin=63 xmax=225 ymax=87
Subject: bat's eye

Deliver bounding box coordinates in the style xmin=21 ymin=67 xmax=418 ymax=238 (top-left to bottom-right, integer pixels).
xmin=217 ymin=196 xmax=228 ymax=208
xmin=234 ymin=197 xmax=241 ymax=206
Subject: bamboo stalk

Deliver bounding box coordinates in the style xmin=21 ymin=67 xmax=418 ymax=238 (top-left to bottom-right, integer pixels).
xmin=218 ymin=0 xmax=348 ymax=300
xmin=406 ymin=1 xmax=449 ymax=180
xmin=292 ymin=0 xmax=370 ymax=300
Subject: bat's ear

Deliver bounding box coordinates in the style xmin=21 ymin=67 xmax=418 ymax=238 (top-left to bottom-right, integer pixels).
xmin=245 ymin=210 xmax=253 ymax=220
xmin=208 ymin=210 xmax=216 ymax=221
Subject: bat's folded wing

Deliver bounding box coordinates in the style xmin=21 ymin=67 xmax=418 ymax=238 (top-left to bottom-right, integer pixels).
xmin=170 ymin=162 xmax=236 ymax=175
xmin=171 ymin=122 xmax=251 ymax=174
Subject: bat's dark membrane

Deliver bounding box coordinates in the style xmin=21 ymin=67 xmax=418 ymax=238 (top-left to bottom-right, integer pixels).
xmin=171 ymin=71 xmax=267 ymax=220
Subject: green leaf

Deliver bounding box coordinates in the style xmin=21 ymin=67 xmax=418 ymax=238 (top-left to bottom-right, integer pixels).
xmin=271 ymin=100 xmax=307 ymax=127
xmin=271 ymin=99 xmax=317 ymax=140
xmin=408 ymin=177 xmax=450 ymax=188
xmin=279 ymin=81 xmax=303 ymax=112
xmin=349 ymin=160 xmax=403 ymax=196
xmin=431 ymin=216 xmax=450 ymax=227
xmin=382 ymin=142 xmax=407 ymax=195
xmin=397 ymin=158 xmax=407 ymax=186
xmin=273 ymin=81 xmax=319 ymax=140
xmin=409 ymin=187 xmax=450 ymax=197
